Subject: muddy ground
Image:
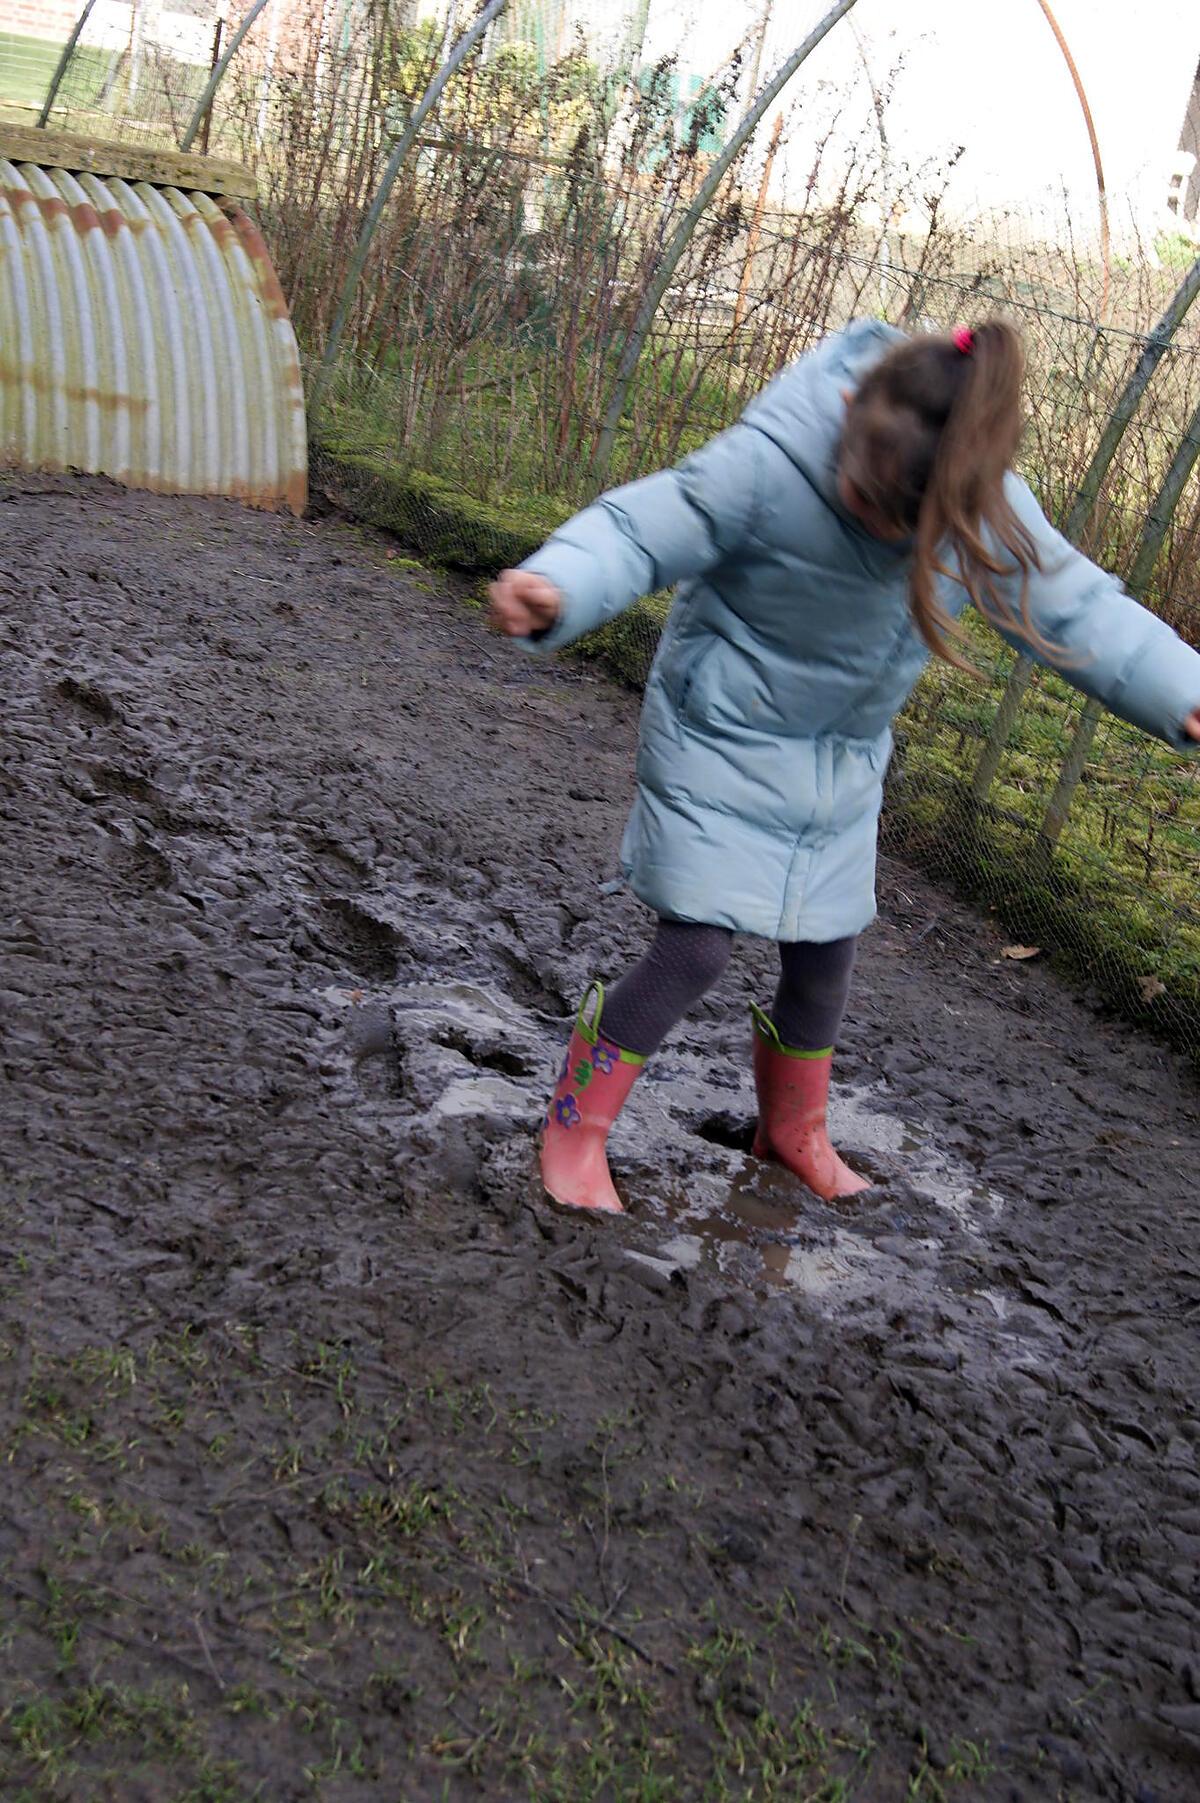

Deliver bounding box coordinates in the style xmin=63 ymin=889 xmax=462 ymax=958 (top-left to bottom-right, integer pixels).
xmin=0 ymin=473 xmax=1198 ymax=1802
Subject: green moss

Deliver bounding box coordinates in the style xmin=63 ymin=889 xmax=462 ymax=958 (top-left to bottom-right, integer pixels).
xmin=314 ymin=438 xmax=566 ymax=572
xmin=312 ymin=436 xmax=669 ymax=691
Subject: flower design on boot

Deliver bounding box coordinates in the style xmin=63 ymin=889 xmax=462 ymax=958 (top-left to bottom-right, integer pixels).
xmin=592 ymin=1040 xmax=620 ymax=1076
xmin=573 ymin=1059 xmax=594 ymax=1091
xmin=553 ymin=1095 xmax=581 ymax=1128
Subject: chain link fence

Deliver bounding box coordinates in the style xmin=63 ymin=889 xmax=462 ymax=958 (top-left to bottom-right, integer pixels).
xmin=15 ymin=0 xmax=224 ymax=143
xmin=4 ymin=0 xmax=1200 ymax=1058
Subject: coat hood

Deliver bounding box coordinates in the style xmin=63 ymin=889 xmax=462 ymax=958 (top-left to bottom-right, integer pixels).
xmin=741 ymin=317 xmax=906 ymax=519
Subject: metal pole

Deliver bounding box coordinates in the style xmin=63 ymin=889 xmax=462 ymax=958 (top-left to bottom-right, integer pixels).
xmin=199 ymin=6 xmax=226 ymax=156
xmin=310 ymin=0 xmax=511 ymax=427
xmin=591 ymin=0 xmax=860 ymax=489
xmin=743 ymin=0 xmax=772 ymax=114
xmin=970 ymin=250 xmax=1200 ymax=804
xmin=1064 ymin=253 xmax=1200 ymax=544
xmin=624 ymin=0 xmax=651 ymax=78
xmin=36 ymin=0 xmax=99 ymax=127
xmin=1038 ymin=391 xmax=1200 ymax=854
xmin=180 ymin=0 xmax=275 ymax=151
xmin=1034 ymin=0 xmax=1110 ymax=317
xmin=732 ymin=112 xmax=782 ymax=335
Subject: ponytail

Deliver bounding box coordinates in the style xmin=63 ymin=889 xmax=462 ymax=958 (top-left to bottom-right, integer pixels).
xmin=850 ymin=319 xmax=1052 ymax=672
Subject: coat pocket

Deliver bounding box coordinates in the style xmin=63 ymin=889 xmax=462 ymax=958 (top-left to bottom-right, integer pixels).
xmin=826 ymin=734 xmax=891 ymax=829
xmin=676 ymin=639 xmax=720 ymax=724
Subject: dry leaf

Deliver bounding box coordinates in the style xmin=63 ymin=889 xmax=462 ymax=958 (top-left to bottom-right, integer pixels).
xmin=1001 ymin=944 xmax=1040 ymax=961
xmin=1139 ymin=976 xmax=1166 ymax=1003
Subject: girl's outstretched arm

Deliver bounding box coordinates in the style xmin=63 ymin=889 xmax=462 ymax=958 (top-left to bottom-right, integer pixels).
xmin=492 ymin=421 xmax=767 ymax=654
xmin=983 ymin=475 xmax=1200 ymax=750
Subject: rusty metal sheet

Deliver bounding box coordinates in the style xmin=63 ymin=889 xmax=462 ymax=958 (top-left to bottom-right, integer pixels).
xmin=0 ymin=157 xmax=306 ymax=514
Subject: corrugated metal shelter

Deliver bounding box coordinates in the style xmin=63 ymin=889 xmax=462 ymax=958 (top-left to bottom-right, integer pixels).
xmin=0 ymin=127 xmax=306 ymax=513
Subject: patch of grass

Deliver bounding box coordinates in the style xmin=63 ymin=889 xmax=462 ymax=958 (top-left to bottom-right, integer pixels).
xmin=0 ymin=33 xmax=122 ymax=116
xmin=4 ymin=1329 xmax=1016 ymax=1800
xmin=888 ymin=642 xmax=1200 ymax=1063
xmin=0 ymin=1681 xmax=253 ymax=1800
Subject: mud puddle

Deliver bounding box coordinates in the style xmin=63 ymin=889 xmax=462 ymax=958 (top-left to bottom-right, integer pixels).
xmin=327 ymin=977 xmax=1061 ymax=1379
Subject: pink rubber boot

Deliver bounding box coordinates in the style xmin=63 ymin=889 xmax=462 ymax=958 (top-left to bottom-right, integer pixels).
xmin=541 ymin=983 xmax=646 ymax=1214
xmin=750 ymin=1004 xmax=869 ymax=1200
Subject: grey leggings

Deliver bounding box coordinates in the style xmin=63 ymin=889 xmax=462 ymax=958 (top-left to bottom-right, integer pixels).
xmin=600 ymin=919 xmax=857 ymax=1058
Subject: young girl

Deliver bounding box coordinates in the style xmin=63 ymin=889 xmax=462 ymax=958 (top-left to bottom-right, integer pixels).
xmin=489 ymin=319 xmax=1200 ymax=1214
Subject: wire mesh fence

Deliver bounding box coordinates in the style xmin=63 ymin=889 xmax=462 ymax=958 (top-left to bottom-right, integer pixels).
xmin=26 ymin=0 xmax=223 ymax=143
xmin=4 ymin=0 xmax=1200 ymax=1058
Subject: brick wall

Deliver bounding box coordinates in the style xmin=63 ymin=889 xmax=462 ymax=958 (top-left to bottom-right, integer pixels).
xmin=0 ymin=0 xmax=82 ymax=42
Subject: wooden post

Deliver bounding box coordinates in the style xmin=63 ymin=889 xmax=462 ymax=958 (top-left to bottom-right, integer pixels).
xmin=732 ymin=112 xmax=782 ymax=336
xmin=199 ymin=7 xmax=225 ymax=157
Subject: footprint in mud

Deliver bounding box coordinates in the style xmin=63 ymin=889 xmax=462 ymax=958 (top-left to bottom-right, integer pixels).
xmin=390 ymin=982 xmax=549 ymax=1119
xmin=431 ymin=1023 xmax=538 ymax=1080
xmin=341 ymin=1003 xmax=405 ymax=1099
xmin=315 ymin=896 xmax=403 ymax=983
xmin=102 ymin=828 xmax=174 ymax=895
xmin=301 ymin=831 xmax=374 ymax=888
xmin=53 ymin=673 xmax=119 ymax=723
xmin=320 ymin=979 xmax=552 ymax=1123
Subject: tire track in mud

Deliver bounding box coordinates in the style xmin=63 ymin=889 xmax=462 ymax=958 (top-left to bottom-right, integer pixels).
xmin=1 ymin=476 xmax=1199 ymax=1798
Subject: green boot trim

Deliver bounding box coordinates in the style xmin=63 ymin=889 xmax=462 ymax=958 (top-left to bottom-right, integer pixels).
xmin=576 ymin=981 xmax=647 ymax=1066
xmin=750 ymin=1002 xmax=832 ymax=1061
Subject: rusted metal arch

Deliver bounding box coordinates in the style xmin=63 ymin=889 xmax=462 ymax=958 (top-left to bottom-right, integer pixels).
xmin=0 ymin=151 xmax=306 ymax=511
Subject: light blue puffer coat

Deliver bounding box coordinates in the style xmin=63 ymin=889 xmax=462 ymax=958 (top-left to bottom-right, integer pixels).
xmin=519 ymin=320 xmax=1200 ymax=940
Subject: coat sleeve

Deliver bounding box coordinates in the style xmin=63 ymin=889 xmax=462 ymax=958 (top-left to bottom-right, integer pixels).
xmin=514 ymin=421 xmax=766 ymax=655
xmin=981 ymin=475 xmax=1200 ymax=751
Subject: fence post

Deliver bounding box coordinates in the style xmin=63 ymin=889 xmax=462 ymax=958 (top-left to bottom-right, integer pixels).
xmin=180 ymin=0 xmax=275 ymax=150
xmin=36 ymin=0 xmax=100 ymax=127
xmin=969 ymin=250 xmax=1200 ymax=805
xmin=309 ymin=0 xmax=511 ymax=430
xmin=589 ymin=0 xmax=860 ymax=490
xmin=1036 ymin=392 xmax=1200 ymax=855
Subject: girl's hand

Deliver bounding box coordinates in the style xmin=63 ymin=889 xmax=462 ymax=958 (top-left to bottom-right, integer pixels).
xmin=1187 ymin=709 xmax=1200 ymax=742
xmin=488 ymin=570 xmax=562 ymax=638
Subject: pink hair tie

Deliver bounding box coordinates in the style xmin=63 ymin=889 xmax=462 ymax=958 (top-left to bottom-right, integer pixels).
xmin=952 ymin=324 xmax=975 ymax=355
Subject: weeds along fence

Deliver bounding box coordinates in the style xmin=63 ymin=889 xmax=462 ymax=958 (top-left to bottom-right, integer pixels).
xmin=6 ymin=0 xmax=1200 ymax=1061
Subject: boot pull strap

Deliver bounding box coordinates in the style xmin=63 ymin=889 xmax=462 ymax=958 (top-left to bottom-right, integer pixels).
xmin=576 ymin=983 xmax=647 ymax=1066
xmin=576 ymin=981 xmax=605 ymax=1047
xmin=750 ymin=1002 xmax=832 ymax=1061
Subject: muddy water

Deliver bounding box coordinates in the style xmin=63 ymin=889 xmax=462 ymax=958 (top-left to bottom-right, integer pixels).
xmin=336 ymin=974 xmax=1061 ymax=1399
xmin=2 ymin=476 xmax=1199 ymax=1799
